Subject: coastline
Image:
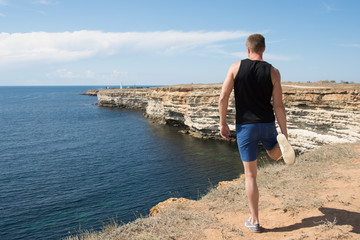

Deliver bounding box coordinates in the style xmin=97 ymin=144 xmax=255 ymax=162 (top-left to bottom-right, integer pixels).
xmin=68 ymin=84 xmax=360 ymax=239
xmin=67 ymin=142 xmax=360 ymax=240
xmin=2 ymin=86 xmax=250 ymax=240
xmin=86 ymin=82 xmax=360 ymax=153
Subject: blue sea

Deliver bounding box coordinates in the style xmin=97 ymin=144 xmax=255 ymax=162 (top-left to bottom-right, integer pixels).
xmin=0 ymin=86 xmax=268 ymax=240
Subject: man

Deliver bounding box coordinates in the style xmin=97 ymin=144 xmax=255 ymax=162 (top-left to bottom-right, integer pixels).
xmin=218 ymin=33 xmax=295 ymax=233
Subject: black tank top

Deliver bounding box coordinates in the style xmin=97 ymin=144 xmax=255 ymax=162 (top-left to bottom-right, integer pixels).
xmin=234 ymin=58 xmax=275 ymax=124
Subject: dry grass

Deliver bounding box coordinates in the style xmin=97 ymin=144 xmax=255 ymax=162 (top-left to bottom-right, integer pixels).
xmin=200 ymin=183 xmax=247 ymax=214
xmin=316 ymin=217 xmax=337 ymax=230
xmin=296 ymin=144 xmax=357 ymax=163
xmin=66 ymin=197 xmax=238 ymax=240
xmin=67 ymin=202 xmax=238 ymax=240
xmin=312 ymin=218 xmax=351 ymax=240
xmin=257 ymin=143 xmax=358 ymax=214
xmin=66 ymin=143 xmax=358 ymax=240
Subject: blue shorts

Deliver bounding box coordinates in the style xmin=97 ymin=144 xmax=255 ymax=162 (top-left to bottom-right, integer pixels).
xmin=236 ymin=122 xmax=278 ymax=162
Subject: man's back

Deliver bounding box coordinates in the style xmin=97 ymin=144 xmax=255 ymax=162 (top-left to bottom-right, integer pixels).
xmin=234 ymin=59 xmax=275 ymax=124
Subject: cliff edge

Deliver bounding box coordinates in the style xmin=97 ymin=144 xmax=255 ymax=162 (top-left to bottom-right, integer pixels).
xmin=67 ymin=143 xmax=360 ymax=240
xmin=95 ymin=82 xmax=360 ymax=152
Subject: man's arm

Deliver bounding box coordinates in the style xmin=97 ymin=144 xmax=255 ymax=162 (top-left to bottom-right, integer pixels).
xmin=271 ymin=67 xmax=288 ymax=138
xmin=218 ymin=62 xmax=237 ymax=140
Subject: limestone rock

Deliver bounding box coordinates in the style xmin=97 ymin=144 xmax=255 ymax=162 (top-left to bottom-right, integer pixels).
xmin=217 ymin=178 xmax=241 ymax=190
xmin=96 ymin=83 xmax=360 ymax=152
xmin=97 ymin=88 xmax=148 ymax=110
xmin=149 ymin=197 xmax=194 ymax=216
xmin=80 ymin=89 xmax=99 ymax=96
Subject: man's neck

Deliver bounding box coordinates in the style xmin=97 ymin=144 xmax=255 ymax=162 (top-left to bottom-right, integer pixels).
xmin=248 ymin=52 xmax=263 ymax=61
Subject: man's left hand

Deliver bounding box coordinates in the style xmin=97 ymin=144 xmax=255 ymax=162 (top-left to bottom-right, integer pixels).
xmin=220 ymin=124 xmax=231 ymax=140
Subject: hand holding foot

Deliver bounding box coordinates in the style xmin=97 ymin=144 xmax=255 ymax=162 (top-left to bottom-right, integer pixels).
xmin=277 ymin=133 xmax=296 ymax=165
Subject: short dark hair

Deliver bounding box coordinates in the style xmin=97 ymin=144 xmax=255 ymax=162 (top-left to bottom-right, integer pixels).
xmin=246 ymin=34 xmax=265 ymax=53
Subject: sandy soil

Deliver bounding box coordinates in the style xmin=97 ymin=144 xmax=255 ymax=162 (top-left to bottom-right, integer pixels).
xmin=68 ymin=144 xmax=359 ymax=240
xmin=199 ymin=145 xmax=360 ymax=240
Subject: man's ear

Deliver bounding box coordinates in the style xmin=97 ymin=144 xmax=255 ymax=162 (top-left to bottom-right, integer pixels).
xmin=247 ymin=47 xmax=250 ymax=55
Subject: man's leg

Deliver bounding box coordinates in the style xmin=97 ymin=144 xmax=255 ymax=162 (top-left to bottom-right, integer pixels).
xmin=243 ymin=160 xmax=259 ymax=224
xmin=261 ymin=122 xmax=282 ymax=161
xmin=266 ymin=134 xmax=296 ymax=165
xmin=266 ymin=143 xmax=282 ymax=160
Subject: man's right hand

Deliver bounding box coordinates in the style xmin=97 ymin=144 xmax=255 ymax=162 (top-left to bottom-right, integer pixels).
xmin=220 ymin=124 xmax=231 ymax=140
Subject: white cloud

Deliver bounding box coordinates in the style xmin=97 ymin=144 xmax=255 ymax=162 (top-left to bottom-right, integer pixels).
xmin=0 ymin=30 xmax=250 ymax=65
xmin=322 ymin=1 xmax=337 ymax=12
xmin=267 ymin=39 xmax=288 ymax=44
xmin=52 ymin=69 xmax=79 ymax=79
xmin=264 ymin=53 xmax=295 ymax=61
xmin=338 ymin=43 xmax=360 ymax=48
xmin=103 ymin=70 xmax=128 ymax=81
xmin=0 ymin=0 xmax=7 ymax=6
xmin=0 ymin=13 xmax=5 ymax=17
xmin=34 ymin=0 xmax=60 ymax=5
xmin=85 ymin=70 xmax=95 ymax=79
xmin=35 ymin=10 xmax=46 ymax=15
xmin=218 ymin=50 xmax=294 ymax=61
xmin=224 ymin=51 xmax=248 ymax=59
xmin=48 ymin=68 xmax=128 ymax=81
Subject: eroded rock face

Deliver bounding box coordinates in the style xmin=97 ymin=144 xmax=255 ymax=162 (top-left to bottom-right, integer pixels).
xmin=81 ymin=89 xmax=99 ymax=96
xmin=145 ymin=86 xmax=192 ymax=125
xmin=145 ymin=85 xmax=236 ymax=138
xmin=282 ymin=85 xmax=359 ymax=109
xmin=97 ymin=89 xmax=148 ymax=110
xmin=96 ymin=83 xmax=360 ymax=152
xmin=287 ymin=106 xmax=359 ymax=152
xmin=281 ymin=84 xmax=360 ymax=152
xmin=149 ymin=197 xmax=195 ymax=216
xmin=185 ymin=87 xmax=236 ymax=139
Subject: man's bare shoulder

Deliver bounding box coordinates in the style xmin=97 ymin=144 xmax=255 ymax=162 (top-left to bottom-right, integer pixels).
xmin=271 ymin=66 xmax=280 ymax=75
xmin=271 ymin=66 xmax=281 ymax=85
xmin=230 ymin=61 xmax=241 ymax=76
xmin=231 ymin=61 xmax=241 ymax=69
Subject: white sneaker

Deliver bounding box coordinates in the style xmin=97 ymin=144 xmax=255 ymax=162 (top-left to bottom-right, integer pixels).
xmin=244 ymin=217 xmax=261 ymax=233
xmin=277 ymin=134 xmax=295 ymax=165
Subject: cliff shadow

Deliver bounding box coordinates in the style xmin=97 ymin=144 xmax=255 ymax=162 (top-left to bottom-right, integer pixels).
xmin=263 ymin=207 xmax=360 ymax=234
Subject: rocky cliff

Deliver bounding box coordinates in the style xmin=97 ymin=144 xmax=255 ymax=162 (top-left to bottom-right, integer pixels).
xmin=95 ymin=83 xmax=360 ymax=152
xmin=281 ymin=83 xmax=359 ymax=151
xmin=80 ymin=89 xmax=99 ymax=96
xmin=97 ymin=88 xmax=148 ymax=110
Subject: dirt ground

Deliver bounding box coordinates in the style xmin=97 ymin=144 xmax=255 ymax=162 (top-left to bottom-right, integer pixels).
xmin=200 ymin=145 xmax=360 ymax=240
xmin=68 ymin=144 xmax=360 ymax=240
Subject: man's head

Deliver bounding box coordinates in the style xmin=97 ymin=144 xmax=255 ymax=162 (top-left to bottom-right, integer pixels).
xmin=246 ymin=34 xmax=265 ymax=54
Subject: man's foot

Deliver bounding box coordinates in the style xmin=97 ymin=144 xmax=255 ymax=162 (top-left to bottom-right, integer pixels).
xmin=277 ymin=134 xmax=296 ymax=165
xmin=244 ymin=217 xmax=261 ymax=233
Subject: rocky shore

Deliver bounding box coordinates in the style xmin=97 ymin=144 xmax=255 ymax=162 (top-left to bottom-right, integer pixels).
xmin=67 ymin=143 xmax=360 ymax=240
xmin=89 ymin=82 xmax=360 ymax=152
xmin=80 ymin=89 xmax=99 ymax=96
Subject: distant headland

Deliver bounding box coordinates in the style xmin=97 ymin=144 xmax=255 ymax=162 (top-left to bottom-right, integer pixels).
xmin=84 ymin=82 xmax=360 ymax=152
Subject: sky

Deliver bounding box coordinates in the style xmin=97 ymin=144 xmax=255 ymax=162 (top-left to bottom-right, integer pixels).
xmin=0 ymin=0 xmax=359 ymax=86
